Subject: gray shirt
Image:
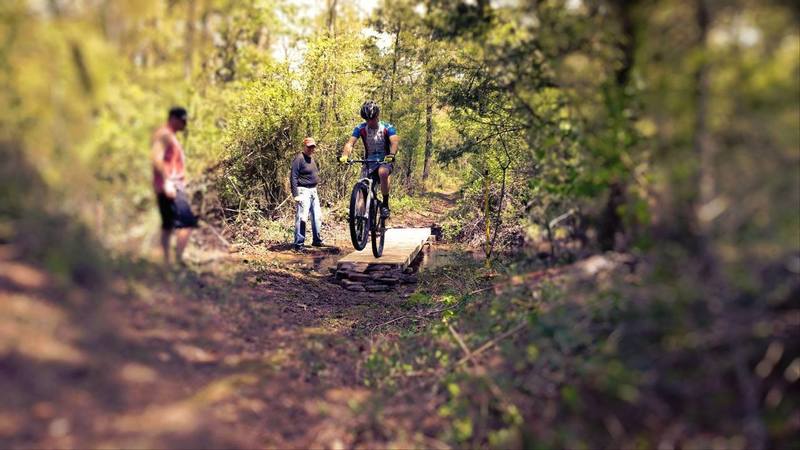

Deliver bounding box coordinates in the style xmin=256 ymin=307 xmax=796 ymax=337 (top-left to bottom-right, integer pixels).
xmin=290 ymin=153 xmax=320 ymax=197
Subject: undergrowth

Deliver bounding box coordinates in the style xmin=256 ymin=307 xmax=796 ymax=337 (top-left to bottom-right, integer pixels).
xmin=363 ymin=247 xmax=800 ymax=448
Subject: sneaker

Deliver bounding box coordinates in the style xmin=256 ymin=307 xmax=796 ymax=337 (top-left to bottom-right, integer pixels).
xmin=311 ymin=240 xmax=325 ymax=247
xmin=293 ymin=245 xmax=306 ymax=252
xmin=380 ymin=205 xmax=391 ymax=218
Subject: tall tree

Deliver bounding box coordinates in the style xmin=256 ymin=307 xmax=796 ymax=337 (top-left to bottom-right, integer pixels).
xmin=422 ymin=73 xmax=434 ymax=188
xmin=184 ymin=0 xmax=196 ymax=80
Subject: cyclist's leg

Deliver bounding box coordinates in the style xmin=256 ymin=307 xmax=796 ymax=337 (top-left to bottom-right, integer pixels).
xmin=378 ymin=163 xmax=392 ymax=216
xmin=378 ymin=164 xmax=391 ymax=197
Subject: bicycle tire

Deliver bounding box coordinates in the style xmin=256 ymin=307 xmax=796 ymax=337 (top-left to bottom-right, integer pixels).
xmin=371 ymin=207 xmax=386 ymax=258
xmin=349 ymin=182 xmax=369 ymax=250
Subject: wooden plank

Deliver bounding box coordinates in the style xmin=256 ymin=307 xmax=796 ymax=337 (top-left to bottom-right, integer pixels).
xmin=337 ymin=228 xmax=431 ymax=269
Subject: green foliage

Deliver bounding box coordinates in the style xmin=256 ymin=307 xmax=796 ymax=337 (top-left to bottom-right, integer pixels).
xmin=373 ymin=245 xmax=798 ymax=448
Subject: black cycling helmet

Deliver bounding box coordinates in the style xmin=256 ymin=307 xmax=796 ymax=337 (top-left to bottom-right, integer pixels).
xmin=360 ymin=100 xmax=380 ymax=120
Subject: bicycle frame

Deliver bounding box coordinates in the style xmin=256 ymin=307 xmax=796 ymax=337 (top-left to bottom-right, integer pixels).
xmin=347 ymin=158 xmax=389 ymax=256
xmin=348 ymin=159 xmax=383 ymax=223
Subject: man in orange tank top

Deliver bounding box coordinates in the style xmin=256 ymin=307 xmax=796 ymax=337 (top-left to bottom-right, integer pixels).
xmin=152 ymin=106 xmax=197 ymax=265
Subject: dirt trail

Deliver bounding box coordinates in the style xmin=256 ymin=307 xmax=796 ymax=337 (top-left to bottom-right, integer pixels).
xmin=0 ymin=191 xmax=458 ymax=449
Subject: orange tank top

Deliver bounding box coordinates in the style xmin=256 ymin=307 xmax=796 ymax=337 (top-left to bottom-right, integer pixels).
xmin=152 ymin=126 xmax=185 ymax=193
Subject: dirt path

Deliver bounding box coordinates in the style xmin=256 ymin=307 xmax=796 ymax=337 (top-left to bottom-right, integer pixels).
xmin=0 ymin=191 xmax=459 ymax=449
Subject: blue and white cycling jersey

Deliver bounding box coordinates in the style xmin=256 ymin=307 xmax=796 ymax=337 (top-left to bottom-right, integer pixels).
xmin=351 ymin=121 xmax=397 ymax=162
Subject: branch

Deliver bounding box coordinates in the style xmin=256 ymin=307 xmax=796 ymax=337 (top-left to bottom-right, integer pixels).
xmin=199 ymin=219 xmax=231 ymax=247
xmin=447 ymin=324 xmax=474 ymax=364
xmin=456 ymin=321 xmax=527 ymax=366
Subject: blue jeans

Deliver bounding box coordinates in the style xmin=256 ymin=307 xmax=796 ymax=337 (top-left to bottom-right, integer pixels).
xmin=294 ymin=186 xmax=323 ymax=247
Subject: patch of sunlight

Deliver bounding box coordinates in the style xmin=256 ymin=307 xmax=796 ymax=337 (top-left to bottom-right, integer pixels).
xmin=223 ymin=349 xmax=292 ymax=374
xmin=130 ymin=328 xmax=193 ymax=342
xmin=0 ymin=293 xmax=86 ymax=365
xmin=324 ymin=387 xmax=369 ymax=405
xmin=304 ymin=388 xmax=371 ymax=438
xmin=115 ymin=373 xmax=259 ymax=434
xmin=190 ymin=374 xmax=259 ymax=404
xmin=302 ymin=326 xmax=332 ymax=337
xmin=0 ymin=411 xmax=22 ymax=438
xmin=0 ymin=261 xmax=49 ymax=289
xmin=115 ymin=402 xmax=198 ymax=434
xmin=322 ymin=317 xmax=356 ymax=331
xmin=263 ymin=347 xmax=291 ymax=368
xmin=173 ymin=343 xmax=217 ymax=364
xmin=118 ymin=362 xmax=158 ymax=384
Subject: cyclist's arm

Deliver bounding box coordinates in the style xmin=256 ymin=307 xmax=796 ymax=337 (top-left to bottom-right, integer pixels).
xmin=342 ymin=135 xmax=358 ymax=158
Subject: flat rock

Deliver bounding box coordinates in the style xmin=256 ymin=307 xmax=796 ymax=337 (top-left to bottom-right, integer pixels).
xmin=365 ymin=264 xmax=394 ymax=272
xmin=346 ymin=284 xmax=366 ymax=292
xmin=349 ymin=272 xmax=372 ymax=282
xmin=377 ymin=276 xmax=400 ymax=285
xmin=335 ymin=270 xmax=351 ymax=280
xmin=365 ymin=284 xmax=391 ymax=292
xmin=340 ymin=279 xmax=359 ymax=288
xmin=401 ymin=274 xmax=419 ymax=284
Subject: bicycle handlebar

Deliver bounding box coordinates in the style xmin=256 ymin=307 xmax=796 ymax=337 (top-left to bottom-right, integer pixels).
xmin=346 ymin=159 xmax=388 ymax=164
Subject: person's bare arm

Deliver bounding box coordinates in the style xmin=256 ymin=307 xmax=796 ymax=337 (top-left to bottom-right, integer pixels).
xmin=151 ymin=133 xmax=175 ymax=197
xmin=342 ymin=135 xmax=358 ymax=158
xmin=151 ymin=133 xmax=169 ymax=174
xmin=389 ymin=135 xmax=399 ymax=156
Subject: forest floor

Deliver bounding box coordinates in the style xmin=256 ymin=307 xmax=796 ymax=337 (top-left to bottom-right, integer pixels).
xmin=0 ymin=190 xmax=476 ymax=449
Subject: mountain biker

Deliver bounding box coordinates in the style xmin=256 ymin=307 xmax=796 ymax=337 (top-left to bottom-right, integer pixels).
xmin=339 ymin=100 xmax=399 ymax=218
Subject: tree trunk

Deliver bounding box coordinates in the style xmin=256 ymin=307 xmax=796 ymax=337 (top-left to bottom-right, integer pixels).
xmin=598 ymin=181 xmax=624 ymax=251
xmin=487 ymin=165 xmax=508 ymax=264
xmin=404 ymin=148 xmax=414 ymax=191
xmin=184 ymin=0 xmax=196 ymax=81
xmin=256 ymin=26 xmax=270 ymax=51
xmin=597 ymin=0 xmax=638 ymax=251
xmin=422 ymin=75 xmax=434 ymax=190
xmin=612 ymin=0 xmax=636 ymax=87
xmin=388 ymin=22 xmax=402 ymax=123
xmin=693 ymin=0 xmax=715 ymax=234
xmin=327 ymin=0 xmax=338 ymax=37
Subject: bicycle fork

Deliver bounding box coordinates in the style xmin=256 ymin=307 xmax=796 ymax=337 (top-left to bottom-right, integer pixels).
xmin=358 ymin=177 xmax=373 ymax=223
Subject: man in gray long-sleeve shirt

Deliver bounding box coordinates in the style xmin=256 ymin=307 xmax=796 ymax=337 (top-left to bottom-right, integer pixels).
xmin=291 ymin=137 xmax=324 ymax=250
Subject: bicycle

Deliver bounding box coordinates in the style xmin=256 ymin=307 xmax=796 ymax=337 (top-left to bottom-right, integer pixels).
xmin=346 ymin=159 xmax=388 ymax=258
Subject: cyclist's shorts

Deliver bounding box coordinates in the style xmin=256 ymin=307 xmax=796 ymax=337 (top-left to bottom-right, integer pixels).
xmin=362 ymin=162 xmax=393 ymax=180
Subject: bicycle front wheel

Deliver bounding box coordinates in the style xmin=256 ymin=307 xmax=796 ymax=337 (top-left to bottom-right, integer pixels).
xmin=371 ymin=212 xmax=386 ymax=258
xmin=349 ymin=182 xmax=369 ymax=250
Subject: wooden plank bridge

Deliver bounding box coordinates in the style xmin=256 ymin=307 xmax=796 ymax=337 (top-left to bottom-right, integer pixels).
xmin=334 ymin=227 xmax=432 ymax=291
xmin=336 ymin=227 xmax=432 ymax=271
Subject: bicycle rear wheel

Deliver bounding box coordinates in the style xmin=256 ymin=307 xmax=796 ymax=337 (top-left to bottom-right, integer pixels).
xmin=349 ymin=182 xmax=369 ymax=250
xmin=371 ymin=203 xmax=386 ymax=258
